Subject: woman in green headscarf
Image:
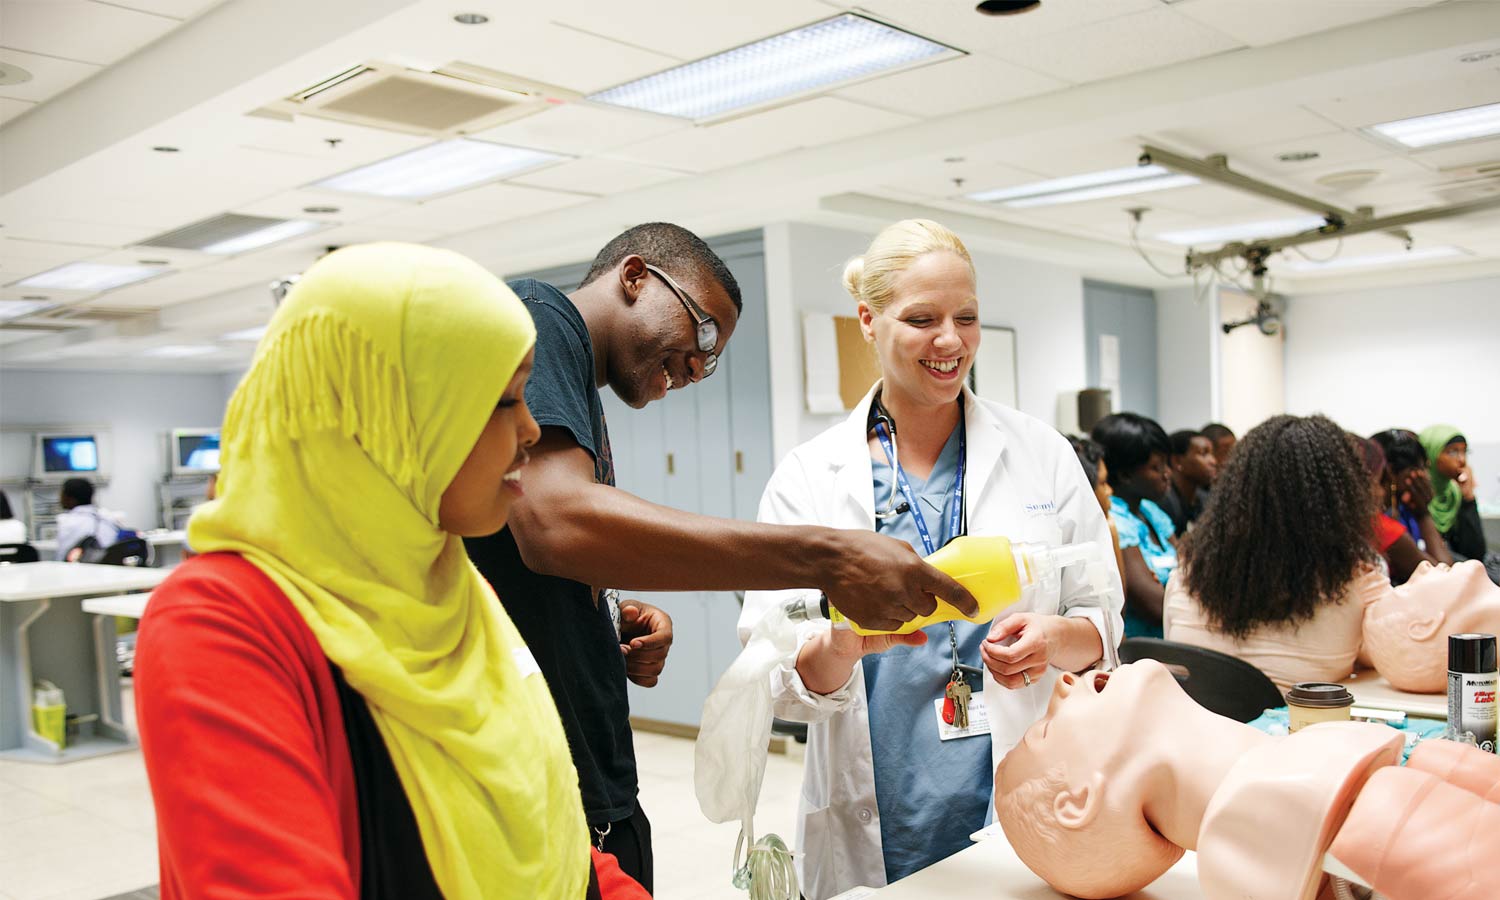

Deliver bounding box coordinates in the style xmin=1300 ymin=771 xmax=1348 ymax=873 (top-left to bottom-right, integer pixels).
xmin=135 ymin=244 xmax=642 ymax=899
xmin=1419 ymin=424 xmax=1488 ymax=562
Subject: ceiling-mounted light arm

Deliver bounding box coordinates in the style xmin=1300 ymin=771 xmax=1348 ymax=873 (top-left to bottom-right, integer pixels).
xmin=1185 ymin=192 xmax=1500 ymax=270
xmin=1138 ymin=145 xmax=1412 ymax=245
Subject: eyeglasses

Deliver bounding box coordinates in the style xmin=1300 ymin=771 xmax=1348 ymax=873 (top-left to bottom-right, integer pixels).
xmin=644 ymin=263 xmax=719 ymax=378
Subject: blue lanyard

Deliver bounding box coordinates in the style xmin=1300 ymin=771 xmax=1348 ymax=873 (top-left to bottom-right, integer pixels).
xmin=873 ymin=407 xmax=966 ymax=556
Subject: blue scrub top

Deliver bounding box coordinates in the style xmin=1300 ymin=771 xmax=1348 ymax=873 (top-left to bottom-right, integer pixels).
xmin=861 ymin=423 xmax=992 ymax=884
xmin=1109 ymin=495 xmax=1178 ymax=638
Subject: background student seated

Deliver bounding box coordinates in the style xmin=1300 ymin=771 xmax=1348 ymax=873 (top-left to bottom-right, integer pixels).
xmin=1164 ymin=415 xmax=1384 ymax=692
xmin=1158 ymin=429 xmax=1217 ymax=537
xmin=0 ymin=491 xmax=26 ymax=544
xmin=1092 ymin=412 xmax=1177 ymax=638
xmin=1371 ymin=428 xmax=1454 ymax=570
xmin=54 ymin=477 xmax=126 ymax=561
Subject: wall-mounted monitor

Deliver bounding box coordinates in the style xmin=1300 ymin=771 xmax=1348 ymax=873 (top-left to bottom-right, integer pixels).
xmin=33 ymin=432 xmax=108 ymax=482
xmin=170 ymin=428 xmax=221 ymax=476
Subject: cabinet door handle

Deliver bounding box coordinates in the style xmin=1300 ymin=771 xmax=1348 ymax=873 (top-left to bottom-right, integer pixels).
xmin=666 ymin=453 xmax=675 ymax=475
xmin=735 ymin=451 xmax=744 ymax=474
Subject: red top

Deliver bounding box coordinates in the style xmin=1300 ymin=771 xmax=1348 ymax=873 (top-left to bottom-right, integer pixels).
xmin=135 ymin=552 xmax=646 ymax=900
xmin=1373 ymin=514 xmax=1407 ymax=553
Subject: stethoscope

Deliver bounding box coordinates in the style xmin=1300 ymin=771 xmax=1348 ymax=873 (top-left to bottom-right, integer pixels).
xmin=869 ymin=397 xmax=910 ymax=519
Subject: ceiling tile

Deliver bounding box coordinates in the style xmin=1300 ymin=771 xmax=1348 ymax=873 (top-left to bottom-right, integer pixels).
xmin=452 ymin=19 xmax=681 ymax=95
xmin=471 ymin=103 xmax=690 ymax=156
xmin=834 ymin=53 xmax=1066 ymax=118
xmin=1401 ymin=136 xmax=1500 ymax=173
xmin=850 ymin=0 xmax=1160 ymax=56
xmin=1228 ymin=130 xmax=1393 ymax=175
xmin=1150 ymin=106 xmax=1346 ymax=157
xmin=102 ymin=0 xmax=227 ymax=19
xmin=4 ymin=218 xmax=166 ymax=248
xmin=1303 ymin=70 xmax=1500 ymax=130
xmin=83 ymin=269 xmax=249 ymax=310
xmin=611 ymin=97 xmax=915 ymax=174
xmin=986 ymin=7 xmax=1244 ymax=84
xmin=232 ymin=189 xmax=405 ymax=224
xmin=0 ymin=96 xmax=35 ymax=126
xmin=544 ymin=0 xmax=832 ymax=62
xmin=1173 ymin=0 xmax=1440 ymax=48
xmin=509 ymin=158 xmax=685 ymax=195
xmin=0 ymin=48 xmax=103 ymax=103
xmin=0 ymin=0 xmax=180 ymax=65
xmin=368 ymin=183 xmax=589 ymax=235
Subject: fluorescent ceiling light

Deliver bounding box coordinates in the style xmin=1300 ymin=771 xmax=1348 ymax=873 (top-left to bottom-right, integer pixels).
xmin=1280 ymin=245 xmax=1464 ymax=273
xmin=312 ymin=139 xmax=562 ymax=199
xmin=1156 ymin=215 xmax=1328 ymax=246
xmin=0 ymin=300 xmax=55 ymax=321
xmin=220 ymin=325 xmax=269 ymax=342
xmin=1367 ymin=101 xmax=1500 ymax=149
xmin=13 ymin=262 xmax=167 ymax=292
xmin=967 ymin=165 xmax=1199 ymax=208
xmin=586 ymin=13 xmax=957 ymax=120
xmin=200 ymin=219 xmax=324 ymax=255
xmin=144 ymin=344 xmax=218 ymax=358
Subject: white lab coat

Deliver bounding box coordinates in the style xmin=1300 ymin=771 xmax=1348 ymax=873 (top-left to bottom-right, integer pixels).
xmin=738 ymin=384 xmax=1123 ymax=899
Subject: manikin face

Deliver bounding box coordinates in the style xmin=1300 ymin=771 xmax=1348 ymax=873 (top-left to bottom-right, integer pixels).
xmin=996 ymin=662 xmax=1187 ymax=898
xmin=858 ymin=250 xmax=979 ymax=410
xmin=1363 ymin=560 xmax=1500 ymax=693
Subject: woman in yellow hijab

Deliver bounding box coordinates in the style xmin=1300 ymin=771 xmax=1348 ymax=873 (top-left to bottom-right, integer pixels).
xmin=135 ymin=244 xmax=625 ymax=899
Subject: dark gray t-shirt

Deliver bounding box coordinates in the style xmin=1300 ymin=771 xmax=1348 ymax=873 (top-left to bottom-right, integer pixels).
xmin=463 ymin=278 xmax=635 ymax=824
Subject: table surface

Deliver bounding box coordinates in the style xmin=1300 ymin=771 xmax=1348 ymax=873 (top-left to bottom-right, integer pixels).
xmin=31 ymin=529 xmax=186 ymax=553
xmin=0 ymin=562 xmax=169 ymax=602
xmin=1344 ymin=667 xmax=1447 ymax=719
xmin=863 ymin=837 xmax=1202 ymax=899
xmin=80 ymin=592 xmax=153 ymax=618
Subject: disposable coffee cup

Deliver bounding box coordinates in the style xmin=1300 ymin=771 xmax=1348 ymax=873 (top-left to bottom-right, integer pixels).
xmin=1286 ymin=682 xmax=1355 ymax=732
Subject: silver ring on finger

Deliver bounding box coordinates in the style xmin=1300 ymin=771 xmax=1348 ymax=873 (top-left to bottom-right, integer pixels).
xmin=1022 ymin=671 xmax=1032 ymax=687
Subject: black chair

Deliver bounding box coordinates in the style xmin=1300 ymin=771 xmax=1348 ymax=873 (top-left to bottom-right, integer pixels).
xmin=99 ymin=537 xmax=151 ymax=567
xmin=0 ymin=542 xmax=39 ymax=564
xmin=1119 ymin=637 xmax=1284 ymax=723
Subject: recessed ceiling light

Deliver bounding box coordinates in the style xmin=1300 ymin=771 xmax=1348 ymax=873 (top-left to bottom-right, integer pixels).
xmin=145 ymin=344 xmax=218 ymax=358
xmin=0 ymin=62 xmax=33 ymax=87
xmin=587 ymin=14 xmax=959 ymax=121
xmin=0 ymin=300 xmax=55 ymax=321
xmin=311 ymin=139 xmax=562 ymax=200
xmin=140 ymin=213 xmax=328 ymax=255
xmin=1276 ymin=151 xmax=1320 ymax=163
xmin=12 ymin=262 xmax=168 ymax=292
xmin=1280 ymin=245 xmax=1464 ymax=273
xmin=966 ymin=164 xmax=1198 ymax=207
xmin=1366 ymin=101 xmax=1500 ymax=149
xmin=1155 ymin=215 xmax=1328 ymax=246
xmin=453 ymin=12 xmax=489 ymax=25
xmin=976 ymin=1 xmax=1041 ymax=16
xmin=220 ymin=325 xmax=269 ymax=342
xmin=302 ymin=205 xmax=340 ymax=214
xmin=153 ymin=146 xmax=180 ymax=153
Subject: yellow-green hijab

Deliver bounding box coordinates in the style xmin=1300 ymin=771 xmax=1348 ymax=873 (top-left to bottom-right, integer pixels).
xmin=189 ymin=243 xmax=589 ymax=899
xmin=1419 ymin=424 xmax=1464 ymax=534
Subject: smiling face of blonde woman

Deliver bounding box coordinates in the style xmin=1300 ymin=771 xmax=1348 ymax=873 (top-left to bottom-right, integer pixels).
xmin=859 ymin=250 xmax=980 ymax=411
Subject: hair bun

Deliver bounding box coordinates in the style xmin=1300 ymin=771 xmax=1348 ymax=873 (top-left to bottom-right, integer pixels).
xmin=842 ymin=256 xmax=865 ymax=301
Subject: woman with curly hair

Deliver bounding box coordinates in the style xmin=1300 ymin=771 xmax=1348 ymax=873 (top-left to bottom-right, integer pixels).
xmin=1162 ymin=414 xmax=1387 ymax=692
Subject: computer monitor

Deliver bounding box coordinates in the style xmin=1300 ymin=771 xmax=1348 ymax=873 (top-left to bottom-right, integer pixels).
xmin=33 ymin=433 xmax=107 ymax=482
xmin=171 ymin=428 xmax=221 ymax=476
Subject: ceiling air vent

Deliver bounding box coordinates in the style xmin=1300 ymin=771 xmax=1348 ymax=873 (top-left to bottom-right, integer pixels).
xmin=138 ymin=213 xmax=326 ymax=255
xmin=261 ymin=61 xmax=578 ymax=137
xmin=1432 ymin=159 xmax=1500 ymax=204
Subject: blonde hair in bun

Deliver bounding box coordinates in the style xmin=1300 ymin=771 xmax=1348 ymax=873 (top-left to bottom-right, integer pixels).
xmin=843 ymin=219 xmax=973 ymax=315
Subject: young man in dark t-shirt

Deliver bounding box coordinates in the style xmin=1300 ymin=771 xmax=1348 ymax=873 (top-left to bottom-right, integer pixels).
xmin=464 ymin=223 xmax=977 ymax=889
xmin=1161 ymin=429 xmax=1218 ymax=537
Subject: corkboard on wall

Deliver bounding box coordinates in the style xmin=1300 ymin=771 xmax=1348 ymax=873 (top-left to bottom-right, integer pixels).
xmin=834 ymin=315 xmax=881 ymax=410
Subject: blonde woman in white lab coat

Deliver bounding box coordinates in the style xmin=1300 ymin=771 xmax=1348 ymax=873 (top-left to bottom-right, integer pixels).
xmin=739 ymin=220 xmax=1123 ymax=899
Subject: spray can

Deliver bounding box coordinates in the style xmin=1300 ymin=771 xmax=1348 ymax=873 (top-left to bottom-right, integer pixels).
xmin=1446 ymin=633 xmax=1497 ymax=754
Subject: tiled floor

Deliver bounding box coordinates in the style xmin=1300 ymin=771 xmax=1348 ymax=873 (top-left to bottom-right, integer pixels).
xmin=0 ymin=715 xmax=804 ymax=900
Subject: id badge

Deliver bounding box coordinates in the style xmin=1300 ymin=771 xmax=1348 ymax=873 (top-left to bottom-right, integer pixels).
xmin=600 ymin=588 xmax=622 ymax=639
xmin=933 ymin=693 xmax=991 ymax=740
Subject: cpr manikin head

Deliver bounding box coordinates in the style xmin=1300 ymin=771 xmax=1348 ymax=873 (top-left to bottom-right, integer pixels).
xmin=996 ymin=661 xmax=1222 ymax=898
xmin=1363 ymin=560 xmax=1500 ymax=692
